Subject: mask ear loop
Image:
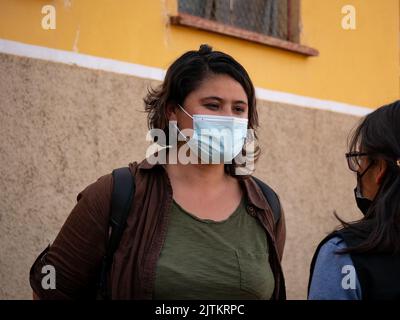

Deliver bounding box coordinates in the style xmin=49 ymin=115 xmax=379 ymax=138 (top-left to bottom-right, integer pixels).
xmin=173 ymin=104 xmax=194 ymax=142
xmin=356 ymin=160 xmax=375 ymax=198
xmin=244 ymin=127 xmax=254 ymax=144
xmin=171 ymin=121 xmax=189 ymax=142
xmin=237 ymin=127 xmax=254 ymax=165
xmin=177 ymin=104 xmax=194 ymax=120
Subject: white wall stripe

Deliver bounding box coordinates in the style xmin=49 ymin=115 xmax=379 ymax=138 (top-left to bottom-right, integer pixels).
xmin=255 ymin=88 xmax=371 ymax=116
xmin=0 ymin=38 xmax=371 ymax=117
xmin=0 ymin=38 xmax=166 ymax=81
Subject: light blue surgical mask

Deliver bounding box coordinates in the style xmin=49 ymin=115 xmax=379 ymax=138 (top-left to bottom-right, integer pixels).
xmin=174 ymin=104 xmax=248 ymax=164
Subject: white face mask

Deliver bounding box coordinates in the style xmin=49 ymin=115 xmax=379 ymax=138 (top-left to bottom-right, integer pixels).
xmin=174 ymin=104 xmax=249 ymax=164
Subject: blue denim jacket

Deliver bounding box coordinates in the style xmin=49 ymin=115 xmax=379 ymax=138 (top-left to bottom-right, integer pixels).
xmin=308 ymin=236 xmax=362 ymax=300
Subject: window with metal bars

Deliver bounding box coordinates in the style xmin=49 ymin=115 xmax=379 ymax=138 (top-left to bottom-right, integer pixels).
xmin=177 ymin=0 xmax=300 ymax=42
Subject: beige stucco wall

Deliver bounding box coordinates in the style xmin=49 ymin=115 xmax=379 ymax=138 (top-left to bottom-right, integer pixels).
xmin=0 ymin=52 xmax=361 ymax=299
xmin=256 ymin=100 xmax=361 ymax=299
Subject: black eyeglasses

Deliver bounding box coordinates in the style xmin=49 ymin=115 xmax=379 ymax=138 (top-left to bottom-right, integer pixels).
xmin=345 ymin=152 xmax=371 ymax=172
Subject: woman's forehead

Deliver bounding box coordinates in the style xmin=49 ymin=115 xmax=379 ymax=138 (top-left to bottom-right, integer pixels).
xmin=191 ymin=74 xmax=248 ymax=101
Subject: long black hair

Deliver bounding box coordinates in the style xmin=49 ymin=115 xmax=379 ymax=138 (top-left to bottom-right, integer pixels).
xmin=335 ymin=100 xmax=400 ymax=254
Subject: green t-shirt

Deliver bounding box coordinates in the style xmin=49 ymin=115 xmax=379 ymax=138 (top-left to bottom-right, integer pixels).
xmin=153 ymin=196 xmax=275 ymax=300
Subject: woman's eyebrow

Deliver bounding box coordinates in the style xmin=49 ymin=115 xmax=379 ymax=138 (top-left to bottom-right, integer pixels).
xmin=201 ymin=96 xmax=223 ymax=102
xmin=201 ymin=96 xmax=248 ymax=105
xmin=234 ymin=100 xmax=248 ymax=105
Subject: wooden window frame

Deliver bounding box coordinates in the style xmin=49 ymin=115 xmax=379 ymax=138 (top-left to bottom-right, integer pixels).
xmin=170 ymin=1 xmax=319 ymax=57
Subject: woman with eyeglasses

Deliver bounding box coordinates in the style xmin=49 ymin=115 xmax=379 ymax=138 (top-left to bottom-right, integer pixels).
xmin=308 ymin=100 xmax=400 ymax=300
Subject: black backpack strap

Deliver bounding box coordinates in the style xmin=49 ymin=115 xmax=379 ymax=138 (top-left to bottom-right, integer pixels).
xmin=251 ymin=176 xmax=281 ymax=225
xmin=97 ymin=167 xmax=135 ymax=299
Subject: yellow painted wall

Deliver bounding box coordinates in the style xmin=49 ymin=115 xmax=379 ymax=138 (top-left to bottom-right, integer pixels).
xmin=0 ymin=0 xmax=398 ymax=108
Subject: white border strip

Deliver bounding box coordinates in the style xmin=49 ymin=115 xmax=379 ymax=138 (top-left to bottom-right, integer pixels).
xmin=0 ymin=38 xmax=371 ymax=117
xmin=255 ymin=87 xmax=371 ymax=116
xmin=0 ymin=38 xmax=166 ymax=81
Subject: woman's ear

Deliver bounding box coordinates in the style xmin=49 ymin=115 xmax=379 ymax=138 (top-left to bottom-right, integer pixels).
xmin=166 ymin=102 xmax=177 ymax=122
xmin=376 ymin=159 xmax=388 ymax=185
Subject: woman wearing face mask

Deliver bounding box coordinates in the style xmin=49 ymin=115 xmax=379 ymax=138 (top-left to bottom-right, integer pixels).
xmin=308 ymin=101 xmax=400 ymax=300
xmin=30 ymin=44 xmax=286 ymax=300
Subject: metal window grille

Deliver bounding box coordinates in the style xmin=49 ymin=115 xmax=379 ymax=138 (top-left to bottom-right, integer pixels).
xmin=178 ymin=0 xmax=296 ymax=41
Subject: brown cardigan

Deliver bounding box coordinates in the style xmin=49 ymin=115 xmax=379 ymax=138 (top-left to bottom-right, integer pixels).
xmin=30 ymin=159 xmax=286 ymax=299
